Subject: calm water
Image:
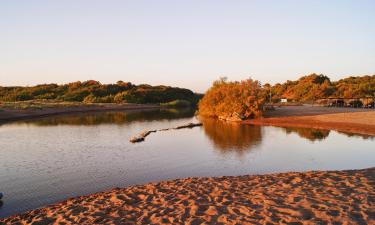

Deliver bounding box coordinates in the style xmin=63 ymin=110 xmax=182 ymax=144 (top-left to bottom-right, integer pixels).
xmin=0 ymin=108 xmax=374 ymax=218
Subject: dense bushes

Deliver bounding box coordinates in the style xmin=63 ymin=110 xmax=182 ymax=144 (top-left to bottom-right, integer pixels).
xmin=112 ymin=86 xmax=198 ymax=104
xmin=198 ymin=78 xmax=265 ymax=120
xmin=198 ymin=74 xmax=375 ymax=120
xmin=1 ymin=74 xmax=373 ymax=108
xmin=268 ymin=74 xmax=375 ymax=102
xmin=0 ymin=80 xmax=201 ymax=105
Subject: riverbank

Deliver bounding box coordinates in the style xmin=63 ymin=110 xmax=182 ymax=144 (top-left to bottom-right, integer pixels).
xmin=247 ymin=106 xmax=375 ymax=136
xmin=0 ymin=102 xmax=160 ymax=123
xmin=1 ymin=168 xmax=373 ymax=224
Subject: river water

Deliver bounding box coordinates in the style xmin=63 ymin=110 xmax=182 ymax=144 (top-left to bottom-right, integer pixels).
xmin=0 ymin=108 xmax=374 ymax=217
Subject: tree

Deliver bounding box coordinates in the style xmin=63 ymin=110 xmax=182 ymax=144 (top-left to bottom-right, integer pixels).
xmin=198 ymin=78 xmax=265 ymax=120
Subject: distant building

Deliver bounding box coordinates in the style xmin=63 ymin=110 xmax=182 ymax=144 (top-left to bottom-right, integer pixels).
xmin=280 ymin=98 xmax=288 ymax=103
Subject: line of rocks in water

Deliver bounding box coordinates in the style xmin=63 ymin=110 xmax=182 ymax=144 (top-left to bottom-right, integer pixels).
xmin=129 ymin=123 xmax=203 ymax=143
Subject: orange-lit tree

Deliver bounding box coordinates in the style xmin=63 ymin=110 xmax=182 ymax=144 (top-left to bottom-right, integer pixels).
xmin=198 ymin=78 xmax=265 ymax=120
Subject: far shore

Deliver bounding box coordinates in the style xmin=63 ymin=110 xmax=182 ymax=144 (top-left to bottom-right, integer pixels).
xmin=246 ymin=106 xmax=375 ymax=136
xmin=0 ymin=103 xmax=161 ymax=123
xmin=2 ymin=102 xmax=375 ymax=136
xmin=2 ymin=167 xmax=374 ymax=224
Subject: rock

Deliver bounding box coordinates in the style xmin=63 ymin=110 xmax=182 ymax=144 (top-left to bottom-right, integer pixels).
xmin=175 ymin=123 xmax=202 ymax=129
xmin=129 ymin=123 xmax=202 ymax=143
xmin=129 ymin=136 xmax=145 ymax=143
xmin=140 ymin=130 xmax=156 ymax=138
xmin=129 ymin=130 xmax=157 ymax=143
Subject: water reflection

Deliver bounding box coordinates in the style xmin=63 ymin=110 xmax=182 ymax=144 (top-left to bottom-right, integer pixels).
xmin=200 ymin=117 xmax=373 ymax=153
xmin=284 ymin=127 xmax=330 ymax=142
xmin=9 ymin=108 xmax=196 ymax=126
xmin=199 ymin=118 xmax=365 ymax=154
xmin=336 ymin=131 xmax=375 ymax=140
xmin=200 ymin=118 xmax=262 ymax=154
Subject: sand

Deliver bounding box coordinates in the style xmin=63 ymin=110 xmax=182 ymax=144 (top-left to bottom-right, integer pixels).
xmin=1 ymin=168 xmax=374 ymax=224
xmin=248 ymin=106 xmax=375 ymax=136
xmin=263 ymin=105 xmax=372 ymax=118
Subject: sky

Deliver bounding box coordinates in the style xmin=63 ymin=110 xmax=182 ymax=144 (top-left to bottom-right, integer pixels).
xmin=1 ymin=0 xmax=375 ymax=93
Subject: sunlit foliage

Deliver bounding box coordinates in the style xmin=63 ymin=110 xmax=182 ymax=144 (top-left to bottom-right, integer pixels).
xmin=198 ymin=78 xmax=265 ymax=119
xmin=269 ymin=74 xmax=375 ymax=102
xmin=333 ymin=75 xmax=375 ymax=98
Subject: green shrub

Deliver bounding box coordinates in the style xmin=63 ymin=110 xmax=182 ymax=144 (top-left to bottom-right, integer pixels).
xmin=0 ymin=80 xmax=200 ymax=105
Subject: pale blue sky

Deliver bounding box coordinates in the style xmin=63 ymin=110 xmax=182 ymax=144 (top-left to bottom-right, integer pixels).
xmin=1 ymin=0 xmax=374 ymax=92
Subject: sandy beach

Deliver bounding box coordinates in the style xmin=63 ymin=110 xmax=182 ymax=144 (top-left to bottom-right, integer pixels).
xmin=1 ymin=168 xmax=374 ymax=224
xmin=248 ymin=106 xmax=375 ymax=136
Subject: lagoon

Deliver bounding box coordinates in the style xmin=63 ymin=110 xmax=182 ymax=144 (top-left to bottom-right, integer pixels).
xmin=0 ymin=108 xmax=374 ymax=218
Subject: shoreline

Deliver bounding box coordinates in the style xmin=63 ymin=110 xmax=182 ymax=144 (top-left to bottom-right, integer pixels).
xmin=2 ymin=167 xmax=374 ymax=224
xmin=0 ymin=103 xmax=161 ymax=124
xmin=2 ymin=104 xmax=375 ymax=136
xmin=246 ymin=110 xmax=375 ymax=136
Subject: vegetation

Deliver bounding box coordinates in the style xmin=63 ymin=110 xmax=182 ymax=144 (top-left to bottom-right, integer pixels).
xmin=0 ymin=100 xmax=86 ymax=110
xmin=199 ymin=74 xmax=374 ymax=121
xmin=1 ymin=74 xmax=373 ymax=112
xmin=198 ymin=78 xmax=265 ymax=120
xmin=0 ymin=80 xmax=201 ymax=106
xmin=266 ymin=74 xmax=375 ymax=103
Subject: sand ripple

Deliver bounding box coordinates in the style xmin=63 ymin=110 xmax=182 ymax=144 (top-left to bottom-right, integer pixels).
xmin=1 ymin=168 xmax=374 ymax=224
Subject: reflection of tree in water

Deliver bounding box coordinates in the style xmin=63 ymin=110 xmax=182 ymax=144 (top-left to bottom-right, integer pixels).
xmin=283 ymin=127 xmax=330 ymax=141
xmin=16 ymin=108 xmax=196 ymax=126
xmin=200 ymin=117 xmax=262 ymax=155
xmin=336 ymin=131 xmax=374 ymax=140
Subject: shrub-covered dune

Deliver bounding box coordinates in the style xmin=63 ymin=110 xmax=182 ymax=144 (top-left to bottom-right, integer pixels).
xmin=0 ymin=80 xmax=202 ymax=105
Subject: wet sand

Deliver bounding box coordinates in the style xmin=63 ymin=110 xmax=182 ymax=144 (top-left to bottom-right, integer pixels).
xmin=1 ymin=168 xmax=374 ymax=224
xmin=263 ymin=105 xmax=371 ymax=118
xmin=0 ymin=103 xmax=160 ymax=123
xmin=248 ymin=106 xmax=375 ymax=136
